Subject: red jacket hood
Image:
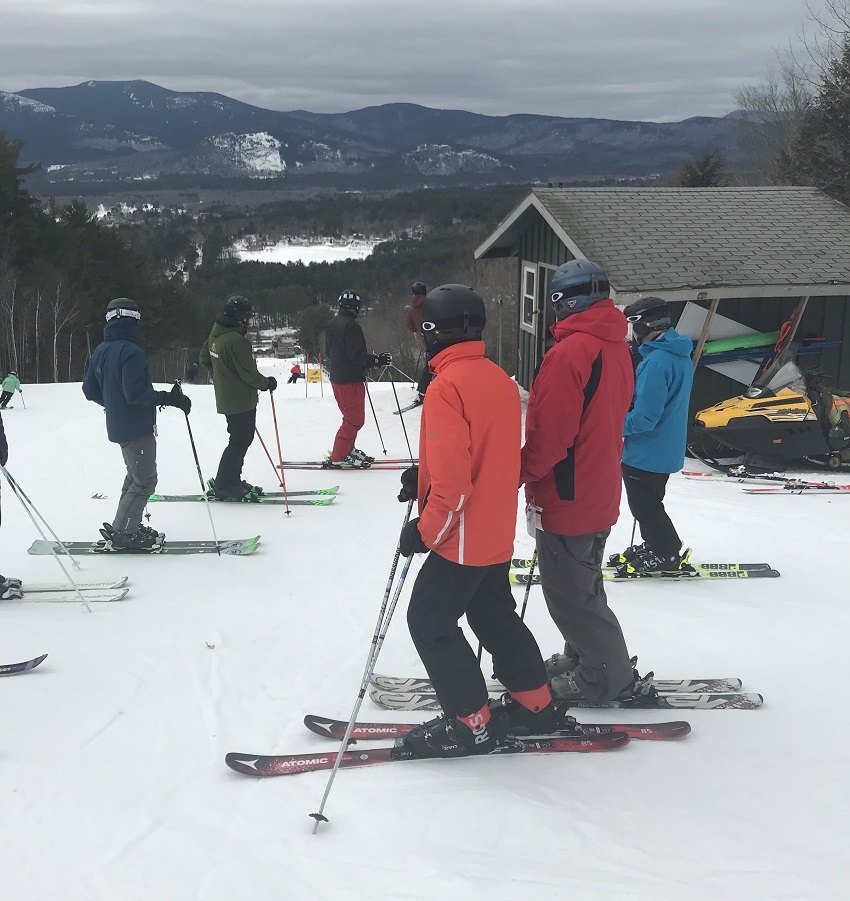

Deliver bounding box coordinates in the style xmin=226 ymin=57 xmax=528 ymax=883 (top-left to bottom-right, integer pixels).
xmin=550 ymin=299 xmax=628 ymax=344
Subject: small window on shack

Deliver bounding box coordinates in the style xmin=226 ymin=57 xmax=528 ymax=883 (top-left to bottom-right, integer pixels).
xmin=521 ymin=265 xmax=536 ymax=334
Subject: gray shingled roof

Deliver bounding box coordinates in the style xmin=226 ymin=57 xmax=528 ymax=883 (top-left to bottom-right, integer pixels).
xmin=475 ymin=187 xmax=850 ymax=299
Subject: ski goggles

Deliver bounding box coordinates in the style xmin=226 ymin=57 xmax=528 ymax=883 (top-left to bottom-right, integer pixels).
xmin=106 ymin=307 xmax=142 ymax=322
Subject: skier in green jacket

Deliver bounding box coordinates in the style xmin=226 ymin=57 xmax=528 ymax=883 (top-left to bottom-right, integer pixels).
xmin=200 ymin=295 xmax=277 ymax=501
xmin=0 ymin=372 xmax=21 ymax=409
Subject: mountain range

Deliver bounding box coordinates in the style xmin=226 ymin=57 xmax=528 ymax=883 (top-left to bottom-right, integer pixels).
xmin=0 ymin=80 xmax=746 ymax=191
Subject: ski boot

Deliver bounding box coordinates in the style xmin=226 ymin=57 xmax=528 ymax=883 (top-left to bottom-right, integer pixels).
xmin=487 ymin=691 xmax=571 ymax=737
xmin=606 ymin=541 xmax=646 ymax=566
xmin=1 ymin=575 xmax=23 ymax=600
xmin=399 ymin=709 xmax=505 ymax=758
xmin=206 ymin=478 xmax=260 ymax=502
xmin=99 ymin=523 xmax=163 ymax=552
xmin=615 ymin=547 xmax=694 ymax=578
xmin=348 ymin=448 xmax=375 ymax=467
xmin=239 ymin=480 xmax=263 ymax=497
xmin=544 ymin=650 xmax=580 ymax=681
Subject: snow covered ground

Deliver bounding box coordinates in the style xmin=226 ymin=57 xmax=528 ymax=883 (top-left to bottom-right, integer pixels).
xmin=235 ymin=241 xmax=375 ymax=266
xmin=2 ymin=361 xmax=848 ymax=900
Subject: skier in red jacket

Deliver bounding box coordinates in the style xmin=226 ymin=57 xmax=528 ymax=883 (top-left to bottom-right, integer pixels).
xmin=521 ymin=260 xmax=639 ymax=704
xmin=395 ymin=285 xmax=557 ymax=759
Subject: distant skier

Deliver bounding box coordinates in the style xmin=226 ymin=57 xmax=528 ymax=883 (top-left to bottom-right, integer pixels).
xmin=405 ymin=281 xmax=430 ymax=405
xmin=200 ymin=295 xmax=277 ymax=500
xmin=82 ymin=298 xmax=191 ymax=551
xmin=0 ymin=407 xmax=22 ymax=598
xmin=183 ymin=361 xmax=200 ymax=384
xmin=396 ymin=284 xmax=558 ymax=758
xmin=0 ymin=371 xmax=21 ymax=409
xmin=323 ymin=290 xmax=392 ymax=467
xmin=520 ymin=260 xmax=638 ymax=704
xmin=287 ymin=362 xmax=303 ymax=384
xmin=610 ymin=297 xmax=694 ymax=574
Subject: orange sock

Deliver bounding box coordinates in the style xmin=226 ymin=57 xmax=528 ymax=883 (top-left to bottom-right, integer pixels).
xmin=457 ymin=703 xmax=492 ymax=731
xmin=509 ymin=684 xmax=552 ymax=713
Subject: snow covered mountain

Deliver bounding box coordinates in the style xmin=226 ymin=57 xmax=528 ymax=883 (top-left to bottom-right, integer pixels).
xmin=0 ymin=79 xmax=745 ymax=188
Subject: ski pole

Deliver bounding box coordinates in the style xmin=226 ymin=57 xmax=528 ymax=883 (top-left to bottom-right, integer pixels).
xmin=255 ymin=427 xmax=285 ymax=489
xmin=519 ymin=549 xmax=538 ymax=622
xmin=630 ymin=517 xmax=637 ymax=548
xmin=269 ymin=391 xmax=290 ymax=514
xmin=181 ymin=408 xmax=221 ymax=555
xmin=1 ymin=465 xmax=90 ymax=610
xmin=413 ymin=346 xmax=422 ymax=390
xmin=389 ymin=376 xmax=414 ymax=462
xmin=19 ymin=389 xmax=26 ymax=410
xmin=364 ymin=381 xmax=387 ymax=455
xmin=310 ymin=501 xmax=414 ymax=833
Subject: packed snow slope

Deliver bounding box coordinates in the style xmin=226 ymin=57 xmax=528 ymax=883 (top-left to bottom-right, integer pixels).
xmin=1 ymin=361 xmax=847 ymax=900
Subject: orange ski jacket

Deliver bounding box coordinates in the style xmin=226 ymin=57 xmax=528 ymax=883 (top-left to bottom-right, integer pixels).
xmin=416 ymin=341 xmax=521 ymax=566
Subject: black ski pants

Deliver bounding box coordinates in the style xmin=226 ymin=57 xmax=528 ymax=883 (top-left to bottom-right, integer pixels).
xmin=215 ymin=408 xmax=256 ymax=488
xmin=621 ymin=463 xmax=681 ymax=558
xmin=407 ymin=553 xmax=548 ymax=718
xmin=0 ymin=391 xmax=12 ymax=408
xmin=535 ymin=527 xmax=634 ymax=702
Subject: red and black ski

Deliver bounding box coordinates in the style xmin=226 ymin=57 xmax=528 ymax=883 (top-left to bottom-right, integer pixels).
xmin=303 ymin=714 xmax=690 ymax=742
xmin=225 ymin=732 xmax=629 ymax=777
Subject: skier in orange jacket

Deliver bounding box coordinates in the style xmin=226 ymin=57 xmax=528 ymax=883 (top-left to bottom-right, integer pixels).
xmin=395 ymin=284 xmax=558 ymax=759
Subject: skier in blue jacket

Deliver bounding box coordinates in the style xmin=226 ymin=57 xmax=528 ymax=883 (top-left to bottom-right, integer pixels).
xmin=611 ymin=297 xmax=694 ymax=574
xmin=82 ymin=298 xmax=191 ymax=551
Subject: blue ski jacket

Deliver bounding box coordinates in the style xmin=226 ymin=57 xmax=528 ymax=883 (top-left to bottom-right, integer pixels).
xmin=622 ymin=328 xmax=694 ymax=474
xmin=82 ymin=318 xmax=169 ymax=444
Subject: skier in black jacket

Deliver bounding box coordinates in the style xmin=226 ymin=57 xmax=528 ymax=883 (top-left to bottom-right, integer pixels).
xmin=323 ymin=290 xmax=391 ymax=467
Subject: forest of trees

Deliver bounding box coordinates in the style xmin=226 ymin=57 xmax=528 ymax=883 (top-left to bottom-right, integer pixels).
xmin=3 ymin=1 xmax=850 ymax=385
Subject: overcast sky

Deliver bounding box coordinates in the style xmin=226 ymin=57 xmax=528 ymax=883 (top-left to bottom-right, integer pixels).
xmin=0 ymin=0 xmax=833 ymax=122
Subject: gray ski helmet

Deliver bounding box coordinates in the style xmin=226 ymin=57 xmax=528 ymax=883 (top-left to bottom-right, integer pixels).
xmin=421 ymin=284 xmax=486 ymax=354
xmin=549 ymin=260 xmax=610 ymax=320
xmin=411 ymin=281 xmax=427 ymax=296
xmin=338 ymin=290 xmax=362 ymax=312
xmin=623 ymin=296 xmax=672 ymax=339
xmin=105 ymin=297 xmax=141 ymax=323
xmin=223 ymin=294 xmax=253 ymax=325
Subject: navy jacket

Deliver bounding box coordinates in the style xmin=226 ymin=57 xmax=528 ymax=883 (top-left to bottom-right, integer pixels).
xmin=622 ymin=328 xmax=694 ymax=473
xmin=82 ymin=318 xmax=169 ymax=444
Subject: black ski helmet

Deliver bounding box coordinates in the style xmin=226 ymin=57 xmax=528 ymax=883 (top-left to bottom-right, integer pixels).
xmin=421 ymin=284 xmax=486 ymax=356
xmin=9 ymin=370 xmax=17 ymax=376
xmin=338 ymin=290 xmax=363 ymax=313
xmin=105 ymin=297 xmax=141 ymax=323
xmin=549 ymin=260 xmax=610 ymax=320
xmin=623 ymin=296 xmax=672 ymax=340
xmin=411 ymin=281 xmax=427 ymax=296
xmin=223 ymin=294 xmax=253 ymax=325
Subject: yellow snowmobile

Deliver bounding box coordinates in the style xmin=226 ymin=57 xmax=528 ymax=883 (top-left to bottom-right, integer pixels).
xmin=691 ymin=370 xmax=850 ymax=470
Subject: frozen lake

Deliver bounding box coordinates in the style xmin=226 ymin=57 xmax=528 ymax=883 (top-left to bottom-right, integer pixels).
xmin=235 ymin=241 xmax=375 ymax=265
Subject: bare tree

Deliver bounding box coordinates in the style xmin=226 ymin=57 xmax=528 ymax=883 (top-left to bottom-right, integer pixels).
xmin=47 ymin=277 xmax=79 ymax=383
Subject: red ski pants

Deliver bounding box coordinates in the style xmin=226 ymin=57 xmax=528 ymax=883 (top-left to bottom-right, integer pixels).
xmin=330 ymin=381 xmax=366 ymax=461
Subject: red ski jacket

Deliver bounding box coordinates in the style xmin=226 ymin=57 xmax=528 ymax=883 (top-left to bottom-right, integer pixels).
xmin=416 ymin=341 xmax=521 ymax=566
xmin=521 ymin=300 xmax=634 ymax=536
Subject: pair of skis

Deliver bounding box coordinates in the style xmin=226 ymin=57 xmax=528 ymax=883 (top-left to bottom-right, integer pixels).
xmin=508 ymin=557 xmax=781 ymax=583
xmin=682 ymin=469 xmax=850 ymax=494
xmin=27 ymin=536 xmax=260 ymax=556
xmin=278 ymin=458 xmax=416 ymax=471
xmin=149 ymin=490 xmax=336 ymax=506
xmin=2 ymin=578 xmax=130 ymax=603
xmin=367 ymin=672 xmax=763 ymax=712
xmin=225 ymin=713 xmax=690 ymax=778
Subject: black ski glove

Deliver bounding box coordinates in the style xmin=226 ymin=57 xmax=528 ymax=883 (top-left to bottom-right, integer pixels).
xmin=370 ymin=352 xmax=392 ymax=368
xmin=263 ymin=376 xmax=278 ymax=392
xmin=398 ymin=466 xmax=419 ymax=502
xmin=165 ymin=383 xmax=191 ymax=415
xmin=399 ymin=517 xmax=428 ymax=557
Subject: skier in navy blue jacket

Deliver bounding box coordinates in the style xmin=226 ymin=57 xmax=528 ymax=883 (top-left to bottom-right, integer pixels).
xmin=611 ymin=297 xmax=694 ymax=574
xmin=82 ymin=298 xmax=191 ymax=551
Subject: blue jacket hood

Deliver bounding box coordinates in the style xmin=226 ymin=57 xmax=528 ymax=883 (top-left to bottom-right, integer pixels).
xmin=637 ymin=328 xmax=693 ymax=359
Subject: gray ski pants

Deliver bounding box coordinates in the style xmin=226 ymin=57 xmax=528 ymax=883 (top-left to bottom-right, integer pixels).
xmin=112 ymin=432 xmax=158 ymax=534
xmin=535 ymin=527 xmax=634 ymax=702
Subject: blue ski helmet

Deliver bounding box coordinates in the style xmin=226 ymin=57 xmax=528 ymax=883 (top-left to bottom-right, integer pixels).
xmin=549 ymin=260 xmax=610 ymax=320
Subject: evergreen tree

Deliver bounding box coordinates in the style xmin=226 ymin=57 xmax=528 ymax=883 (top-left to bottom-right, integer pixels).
xmin=675 ymin=151 xmax=728 ymax=187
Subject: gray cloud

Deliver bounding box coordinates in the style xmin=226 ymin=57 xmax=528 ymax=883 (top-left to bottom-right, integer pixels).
xmin=0 ymin=0 xmax=831 ymax=121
